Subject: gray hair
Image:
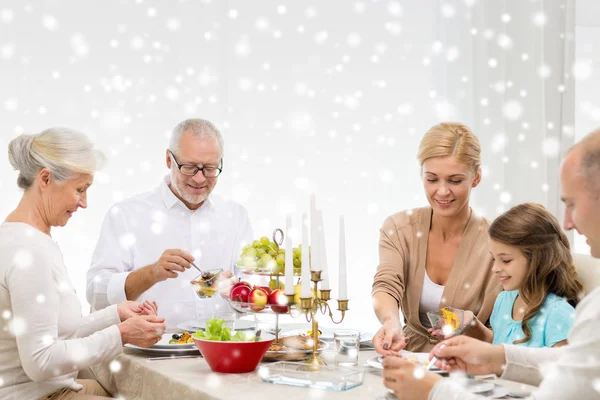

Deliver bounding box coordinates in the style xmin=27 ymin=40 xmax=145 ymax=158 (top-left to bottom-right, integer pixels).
xmin=8 ymin=127 xmax=106 ymax=190
xmin=169 ymin=118 xmax=224 ymax=157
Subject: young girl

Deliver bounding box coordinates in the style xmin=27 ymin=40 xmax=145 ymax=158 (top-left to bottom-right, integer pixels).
xmin=465 ymin=203 xmax=583 ymax=347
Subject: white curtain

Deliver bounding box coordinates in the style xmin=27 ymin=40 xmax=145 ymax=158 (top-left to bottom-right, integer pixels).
xmin=431 ymin=0 xmax=575 ymax=228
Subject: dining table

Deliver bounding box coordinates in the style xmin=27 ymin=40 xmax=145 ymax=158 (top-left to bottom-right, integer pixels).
xmin=82 ymin=333 xmax=537 ymax=400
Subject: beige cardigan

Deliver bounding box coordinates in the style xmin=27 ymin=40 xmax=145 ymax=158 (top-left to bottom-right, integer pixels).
xmin=372 ymin=207 xmax=501 ymax=352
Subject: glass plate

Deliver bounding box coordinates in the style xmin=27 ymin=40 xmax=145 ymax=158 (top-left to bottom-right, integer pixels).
xmin=258 ymin=361 xmax=365 ymax=391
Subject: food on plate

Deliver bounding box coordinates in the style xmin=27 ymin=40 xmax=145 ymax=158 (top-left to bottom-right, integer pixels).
xmin=236 ymin=236 xmax=303 ymax=275
xmin=268 ymin=342 xmax=287 ymax=352
xmin=280 ymin=335 xmax=323 ymax=351
xmin=441 ymin=307 xmax=460 ymax=331
xmin=192 ymin=318 xmax=255 ymax=342
xmin=169 ymin=332 xmax=194 ymax=344
xmin=190 ymin=270 xmax=221 ymax=298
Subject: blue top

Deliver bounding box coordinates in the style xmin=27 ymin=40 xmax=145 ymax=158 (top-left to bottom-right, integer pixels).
xmin=490 ymin=291 xmax=575 ymax=347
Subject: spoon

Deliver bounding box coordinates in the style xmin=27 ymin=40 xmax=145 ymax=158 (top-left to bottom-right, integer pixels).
xmin=190 ymin=261 xmax=202 ymax=274
xmin=255 ymin=330 xmax=262 ymax=342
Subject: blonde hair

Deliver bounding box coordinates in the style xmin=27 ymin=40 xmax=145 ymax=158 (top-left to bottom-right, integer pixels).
xmin=8 ymin=127 xmax=106 ymax=189
xmin=417 ymin=122 xmax=481 ymax=172
xmin=489 ymin=203 xmax=583 ymax=345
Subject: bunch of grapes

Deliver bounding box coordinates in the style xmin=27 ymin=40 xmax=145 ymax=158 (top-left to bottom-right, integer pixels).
xmin=237 ymin=236 xmax=302 ymax=275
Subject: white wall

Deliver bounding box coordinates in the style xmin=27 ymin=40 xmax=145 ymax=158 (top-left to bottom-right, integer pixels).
xmin=0 ymin=1 xmax=439 ymax=331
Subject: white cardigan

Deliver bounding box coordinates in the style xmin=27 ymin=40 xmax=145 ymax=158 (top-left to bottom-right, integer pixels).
xmin=429 ymin=286 xmax=600 ymax=399
xmin=0 ymin=222 xmax=123 ymax=400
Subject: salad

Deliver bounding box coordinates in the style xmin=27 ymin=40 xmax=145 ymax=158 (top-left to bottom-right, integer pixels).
xmin=192 ymin=318 xmax=255 ymax=342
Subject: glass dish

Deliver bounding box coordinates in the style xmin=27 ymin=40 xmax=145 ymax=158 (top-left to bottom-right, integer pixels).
xmin=190 ymin=268 xmax=223 ymax=298
xmin=427 ymin=307 xmax=466 ymax=336
xmin=258 ymin=361 xmax=365 ymax=391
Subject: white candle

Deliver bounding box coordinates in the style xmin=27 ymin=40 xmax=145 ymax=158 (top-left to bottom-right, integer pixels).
xmin=317 ymin=210 xmax=330 ymax=290
xmin=310 ymin=193 xmax=320 ymax=271
xmin=339 ymin=215 xmax=347 ymax=299
xmin=301 ymin=213 xmax=311 ymax=298
xmin=284 ymin=215 xmax=294 ymax=295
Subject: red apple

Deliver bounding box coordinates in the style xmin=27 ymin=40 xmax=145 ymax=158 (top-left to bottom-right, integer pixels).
xmin=230 ymin=284 xmax=251 ymax=303
xmin=253 ymin=285 xmax=272 ymax=295
xmin=231 ymin=281 xmax=251 ymax=291
xmin=269 ymin=289 xmax=289 ymax=313
xmin=248 ymin=288 xmax=269 ymax=312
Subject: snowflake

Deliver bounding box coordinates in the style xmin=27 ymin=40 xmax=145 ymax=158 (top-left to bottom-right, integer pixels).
xmin=538 ymin=64 xmax=551 ymax=79
xmin=1 ymin=43 xmax=14 ymax=60
xmin=501 ymin=13 xmax=511 ymax=23
xmin=379 ymin=169 xmax=394 ymax=182
xmin=500 ymin=192 xmax=512 ymax=204
xmin=119 ymin=233 xmax=137 ymax=250
xmin=166 ymin=18 xmax=180 ymax=31
xmin=255 ymin=17 xmax=270 ymax=32
xmin=36 ymin=294 xmax=46 ymax=304
xmin=314 ymin=31 xmax=328 ymax=45
xmin=70 ymin=33 xmax=89 ymax=57
xmin=4 ymin=97 xmax=18 ymax=111
xmin=109 ymin=360 xmax=122 ymax=373
xmin=446 ymin=47 xmax=459 ymax=62
xmin=573 ymin=60 xmax=592 ymax=81
xmin=42 ymin=15 xmax=59 ymax=31
xmin=353 ymin=2 xmax=366 ymax=14
xmin=413 ymin=366 xmax=425 ymax=379
xmin=542 ymin=137 xmax=560 ymax=157
xmin=491 ymin=133 xmax=506 ymax=153
xmin=441 ymin=3 xmax=455 ymax=18
xmin=228 ymin=9 xmax=238 ymax=19
xmin=13 ymin=248 xmax=33 ymax=268
xmin=347 ymin=33 xmax=361 ymax=47
xmin=532 ymin=12 xmax=547 ymax=27
xmin=503 ymin=100 xmax=523 ymax=120
xmin=385 ymin=22 xmax=402 ymax=36
xmin=497 ymin=34 xmax=513 ymax=50
xmin=1 ymin=9 xmax=14 ymax=23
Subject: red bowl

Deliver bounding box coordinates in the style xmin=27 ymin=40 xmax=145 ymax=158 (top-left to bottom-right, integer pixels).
xmin=193 ymin=334 xmax=275 ymax=373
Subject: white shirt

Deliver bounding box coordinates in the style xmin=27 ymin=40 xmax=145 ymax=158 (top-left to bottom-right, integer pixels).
xmin=429 ymin=286 xmax=600 ymax=400
xmin=0 ymin=222 xmax=123 ymax=400
xmin=419 ymin=270 xmax=445 ymax=328
xmin=86 ymin=176 xmax=253 ymax=327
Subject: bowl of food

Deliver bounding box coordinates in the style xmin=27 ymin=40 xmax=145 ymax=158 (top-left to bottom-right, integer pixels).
xmin=427 ymin=307 xmax=465 ymax=337
xmin=190 ymin=269 xmax=223 ymax=298
xmin=192 ymin=318 xmax=274 ymax=373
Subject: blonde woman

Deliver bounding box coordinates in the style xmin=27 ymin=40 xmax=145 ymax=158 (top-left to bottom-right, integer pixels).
xmin=1 ymin=128 xmax=166 ymax=399
xmin=372 ymin=122 xmax=501 ymax=353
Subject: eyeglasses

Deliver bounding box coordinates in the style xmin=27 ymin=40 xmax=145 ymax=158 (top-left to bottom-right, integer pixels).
xmin=168 ymin=150 xmax=223 ymax=178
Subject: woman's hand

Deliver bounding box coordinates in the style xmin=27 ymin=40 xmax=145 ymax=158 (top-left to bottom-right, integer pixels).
xmin=117 ymin=300 xmax=158 ymax=321
xmin=382 ymin=355 xmax=442 ymax=400
xmin=373 ymin=319 xmax=408 ymax=355
xmin=118 ymin=315 xmax=166 ymax=347
xmin=430 ymin=335 xmax=506 ymax=376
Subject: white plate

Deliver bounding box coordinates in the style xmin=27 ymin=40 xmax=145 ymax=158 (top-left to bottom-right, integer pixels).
xmin=464 ymin=381 xmax=495 ymax=394
xmin=124 ymin=334 xmax=200 ymax=355
xmin=282 ymin=327 xmax=373 ymax=343
xmin=366 ymin=351 xmax=442 ymax=372
xmin=177 ymin=319 xmax=255 ymax=332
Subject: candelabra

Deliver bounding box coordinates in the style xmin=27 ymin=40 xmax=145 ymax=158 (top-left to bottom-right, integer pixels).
xmin=285 ymin=270 xmax=349 ymax=371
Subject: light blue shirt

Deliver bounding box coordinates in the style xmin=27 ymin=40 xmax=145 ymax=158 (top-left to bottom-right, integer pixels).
xmin=490 ymin=290 xmax=575 ymax=347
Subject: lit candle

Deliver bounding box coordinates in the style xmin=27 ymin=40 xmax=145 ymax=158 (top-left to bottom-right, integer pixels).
xmin=317 ymin=210 xmax=330 ymax=290
xmin=284 ymin=214 xmax=294 ymax=295
xmin=310 ymin=193 xmax=320 ymax=271
xmin=339 ymin=215 xmax=347 ymax=300
xmin=301 ymin=213 xmax=311 ymax=298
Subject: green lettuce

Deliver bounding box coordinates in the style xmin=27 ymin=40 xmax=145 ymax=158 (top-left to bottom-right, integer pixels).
xmin=192 ymin=318 xmax=254 ymax=342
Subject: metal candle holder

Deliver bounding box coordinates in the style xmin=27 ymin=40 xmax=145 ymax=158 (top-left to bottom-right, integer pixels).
xmin=291 ymin=270 xmax=349 ymax=370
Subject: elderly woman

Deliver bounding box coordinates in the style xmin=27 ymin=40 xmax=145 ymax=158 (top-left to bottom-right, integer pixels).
xmin=372 ymin=122 xmax=502 ymax=353
xmin=1 ymin=128 xmax=166 ymax=399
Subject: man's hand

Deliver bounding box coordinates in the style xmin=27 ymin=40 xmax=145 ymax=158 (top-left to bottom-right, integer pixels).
xmin=382 ymin=356 xmax=442 ymax=400
xmin=430 ymin=335 xmax=506 ymax=376
xmin=151 ymin=249 xmax=194 ymax=283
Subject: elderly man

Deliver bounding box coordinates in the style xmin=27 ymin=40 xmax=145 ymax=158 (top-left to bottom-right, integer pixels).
xmin=379 ymin=129 xmax=600 ymax=399
xmin=87 ymin=119 xmax=252 ymax=327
